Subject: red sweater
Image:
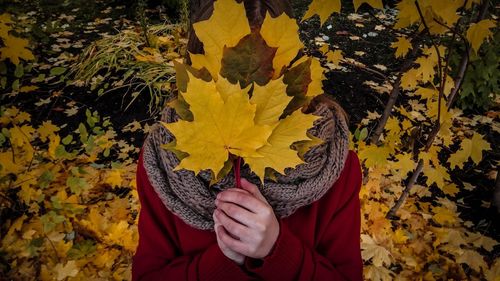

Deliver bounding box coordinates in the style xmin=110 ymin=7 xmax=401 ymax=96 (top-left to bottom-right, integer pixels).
xmin=132 ymin=151 xmax=363 ymax=281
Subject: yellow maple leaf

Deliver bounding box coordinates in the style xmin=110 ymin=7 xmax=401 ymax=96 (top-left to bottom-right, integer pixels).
xmin=423 ymin=163 xmax=450 ymax=189
xmin=260 ymin=12 xmax=303 ymax=78
xmin=361 ymin=234 xmax=392 ymax=267
xmin=0 ymin=151 xmax=22 ymax=174
xmin=448 ymin=132 xmax=491 ymax=169
xmin=105 ymin=169 xmax=123 ymax=187
xmin=442 ymin=183 xmax=460 ymax=197
xmin=302 ymin=0 xmax=341 ymax=26
xmin=326 ymin=49 xmax=343 ymax=65
xmin=163 ymin=74 xmax=272 ymax=176
xmin=9 ymin=125 xmax=33 ymax=147
xmin=467 ymin=232 xmax=499 ymax=251
xmin=19 ymin=85 xmax=38 ymax=93
xmin=191 ymin=0 xmax=250 ymax=78
xmin=38 ymin=121 xmax=60 ymax=142
xmin=430 ymin=0 xmax=462 ymax=27
xmin=0 ymin=34 xmax=35 ymax=65
xmin=400 ymin=68 xmax=420 ymax=90
xmin=54 ymin=261 xmax=78 ymax=281
xmin=318 ymin=44 xmax=329 ymax=54
xmin=485 ymin=259 xmax=500 ymax=281
xmin=245 ymin=109 xmax=320 ymax=180
xmin=250 ymin=77 xmax=291 ymax=125
xmin=415 ymin=56 xmax=435 ymax=83
xmin=216 ymin=74 xmax=251 ymax=102
xmin=393 ymin=153 xmax=415 ymax=176
xmin=0 ymin=13 xmax=13 ymax=39
xmin=432 ymin=206 xmax=457 ymax=225
xmin=358 ymin=144 xmax=391 ymax=168
xmin=306 ymin=57 xmax=324 ymax=98
xmin=466 ymin=19 xmax=496 ymax=53
xmin=394 ymin=0 xmax=419 ymax=29
xmin=456 ymin=249 xmax=488 ymax=272
xmin=393 ymin=228 xmax=409 ymax=244
xmin=364 ymin=265 xmax=394 ymax=281
xmin=353 ymin=0 xmax=384 ymax=11
xmin=414 ymin=86 xmax=438 ymax=101
xmin=391 ymin=37 xmax=412 ymax=58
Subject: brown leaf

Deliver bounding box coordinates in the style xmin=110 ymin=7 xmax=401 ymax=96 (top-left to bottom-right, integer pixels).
xmin=220 ymin=32 xmax=276 ymax=88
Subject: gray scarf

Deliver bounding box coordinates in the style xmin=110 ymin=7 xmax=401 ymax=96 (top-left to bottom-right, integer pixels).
xmin=142 ymin=101 xmax=350 ymax=230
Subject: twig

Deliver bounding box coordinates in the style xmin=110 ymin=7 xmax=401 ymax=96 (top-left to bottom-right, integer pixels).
xmin=342 ymin=60 xmax=388 ymax=80
xmin=387 ymin=0 xmax=491 ymax=218
xmin=369 ymin=31 xmax=424 ymax=144
xmin=415 ymin=0 xmax=444 ymax=126
xmin=43 ymin=233 xmax=61 ymax=264
xmin=447 ymin=0 xmax=490 ymax=107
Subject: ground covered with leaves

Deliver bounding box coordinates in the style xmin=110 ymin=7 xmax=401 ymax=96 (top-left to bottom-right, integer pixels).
xmin=1 ymin=0 xmax=499 ymax=280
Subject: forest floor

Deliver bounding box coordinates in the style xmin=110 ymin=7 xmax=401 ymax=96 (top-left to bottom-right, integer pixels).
xmin=1 ymin=0 xmax=499 ymax=280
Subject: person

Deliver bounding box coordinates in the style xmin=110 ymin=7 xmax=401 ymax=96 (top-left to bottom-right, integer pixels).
xmin=132 ymin=0 xmax=363 ymax=280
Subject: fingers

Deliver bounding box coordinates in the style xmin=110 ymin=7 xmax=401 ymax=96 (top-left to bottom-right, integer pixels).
xmin=214 ymin=208 xmax=249 ymax=239
xmin=240 ymin=178 xmax=267 ymax=202
xmin=217 ymin=188 xmax=267 ymax=214
xmin=216 ymin=200 xmax=256 ymax=227
xmin=217 ymin=222 xmax=250 ymax=255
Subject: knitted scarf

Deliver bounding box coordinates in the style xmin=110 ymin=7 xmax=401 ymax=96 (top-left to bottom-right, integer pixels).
xmin=142 ymin=101 xmax=350 ymax=230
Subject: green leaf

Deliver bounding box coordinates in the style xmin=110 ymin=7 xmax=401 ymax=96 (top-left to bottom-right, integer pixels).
xmin=12 ymin=79 xmax=19 ymax=90
xmin=67 ymin=176 xmax=88 ymax=195
xmin=67 ymin=240 xmax=96 ymax=260
xmin=38 ymin=170 xmax=54 ymax=189
xmin=14 ymin=63 xmax=24 ymax=78
xmin=50 ymin=67 xmax=67 ymax=76
xmin=78 ymin=123 xmax=88 ymax=142
xmin=32 ymin=73 xmax=46 ymax=83
xmin=62 ymin=135 xmax=73 ymax=145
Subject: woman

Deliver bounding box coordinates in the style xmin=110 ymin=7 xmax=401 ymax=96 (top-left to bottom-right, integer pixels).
xmin=132 ymin=0 xmax=363 ymax=280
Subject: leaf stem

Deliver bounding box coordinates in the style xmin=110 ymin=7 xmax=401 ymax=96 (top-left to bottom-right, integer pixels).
xmin=234 ymin=157 xmax=241 ymax=188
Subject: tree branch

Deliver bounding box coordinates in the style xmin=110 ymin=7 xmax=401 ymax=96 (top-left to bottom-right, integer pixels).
xmin=387 ymin=0 xmax=491 ymax=218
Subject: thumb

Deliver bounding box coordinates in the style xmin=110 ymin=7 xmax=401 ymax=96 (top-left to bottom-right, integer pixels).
xmin=240 ymin=178 xmax=266 ymax=202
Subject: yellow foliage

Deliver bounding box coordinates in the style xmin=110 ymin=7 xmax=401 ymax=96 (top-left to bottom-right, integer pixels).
xmin=250 ymin=77 xmax=291 ymax=125
xmin=456 ymin=250 xmax=488 ymax=272
xmin=191 ymin=0 xmax=250 ymax=77
xmin=358 ymin=143 xmax=391 ymax=168
xmin=163 ymin=74 xmax=271 ymax=176
xmin=432 ymin=206 xmax=458 ymax=226
xmin=245 ymin=109 xmax=319 ymax=180
xmin=0 ymin=34 xmax=35 ymax=65
xmin=353 ymin=0 xmax=383 ymax=11
xmin=326 ymin=49 xmax=343 ymax=65
xmin=466 ymin=19 xmax=496 ymax=53
xmin=448 ymin=132 xmax=491 ymax=169
xmin=38 ymin=121 xmax=60 ymax=142
xmin=361 ymin=234 xmax=392 ymax=267
xmin=54 ymin=261 xmax=79 ymax=280
xmin=391 ymin=36 xmax=412 ymax=58
xmin=260 ymin=12 xmax=303 ymax=78
xmin=105 ymin=169 xmax=123 ymax=187
xmin=302 ymin=0 xmax=341 ymax=26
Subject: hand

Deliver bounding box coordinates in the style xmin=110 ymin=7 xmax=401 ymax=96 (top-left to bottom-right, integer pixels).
xmin=214 ymin=178 xmax=280 ymax=259
xmin=213 ymin=213 xmax=245 ymax=265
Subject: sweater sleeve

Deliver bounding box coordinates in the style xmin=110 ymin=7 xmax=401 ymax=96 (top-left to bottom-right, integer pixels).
xmin=244 ymin=151 xmax=363 ymax=281
xmin=132 ymin=151 xmax=250 ymax=281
